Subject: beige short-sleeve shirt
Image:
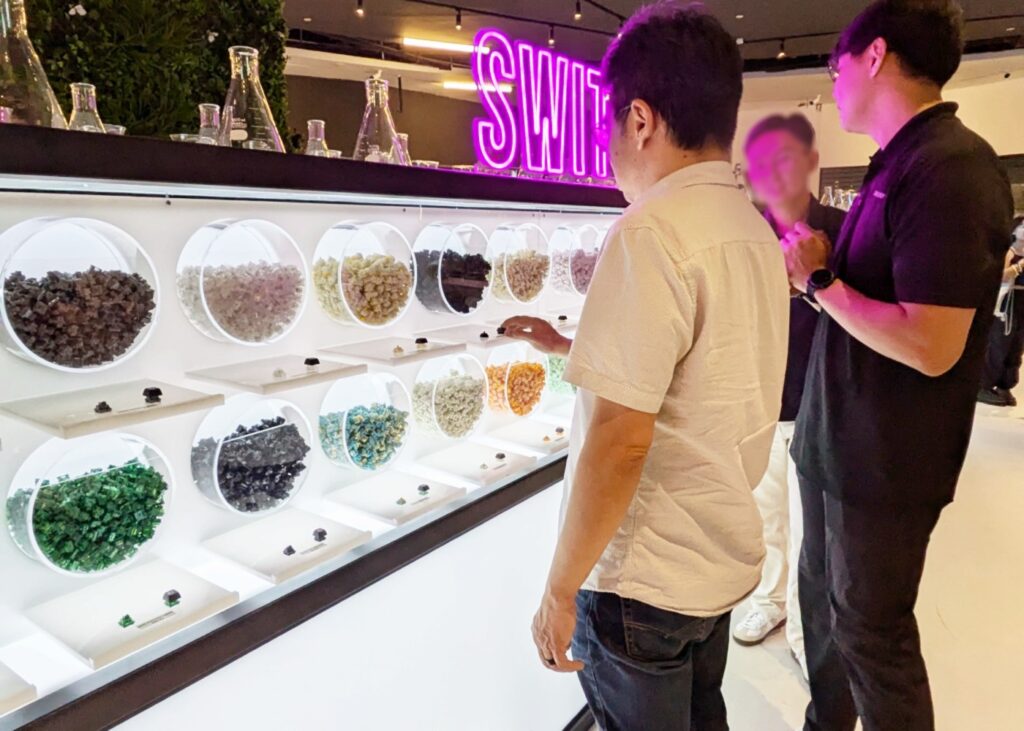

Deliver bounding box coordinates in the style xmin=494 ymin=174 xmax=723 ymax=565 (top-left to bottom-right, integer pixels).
xmin=563 ymin=161 xmax=790 ymax=617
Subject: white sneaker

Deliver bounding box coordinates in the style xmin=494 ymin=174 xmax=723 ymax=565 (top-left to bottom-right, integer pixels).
xmin=732 ymin=607 xmax=785 ymax=645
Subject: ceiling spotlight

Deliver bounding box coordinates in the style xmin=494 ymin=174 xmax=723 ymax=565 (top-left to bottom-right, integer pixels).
xmin=302 ymin=17 xmax=312 ymax=23
xmin=736 ymin=37 xmax=745 ymax=45
xmin=574 ymin=1 xmax=583 ymax=22
xmin=736 ymin=13 xmax=744 ymax=19
xmin=1007 ymin=26 xmax=1017 ymax=32
xmin=776 ymin=39 xmax=788 ymax=60
xmin=548 ymin=25 xmax=556 ymax=47
xmin=356 ymin=0 xmax=364 ymax=18
xmin=455 ymin=7 xmax=462 ymax=30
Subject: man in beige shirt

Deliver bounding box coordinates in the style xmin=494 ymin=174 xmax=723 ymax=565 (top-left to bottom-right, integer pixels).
xmin=502 ymin=4 xmax=789 ymax=730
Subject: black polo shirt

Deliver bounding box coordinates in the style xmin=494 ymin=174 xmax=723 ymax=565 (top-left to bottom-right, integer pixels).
xmin=765 ymin=197 xmax=846 ymax=422
xmin=793 ymin=103 xmax=1013 ymax=507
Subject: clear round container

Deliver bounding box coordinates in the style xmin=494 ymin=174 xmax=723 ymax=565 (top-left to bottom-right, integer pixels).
xmin=486 ymin=342 xmax=547 ymax=416
xmin=6 ymin=433 xmax=172 ymax=577
xmin=412 ymin=353 xmax=487 ymax=439
xmin=486 ymin=222 xmax=550 ymax=304
xmin=548 ymin=223 xmax=604 ymax=296
xmin=313 ymin=221 xmax=415 ymax=328
xmin=319 ymin=372 xmax=412 ymax=471
xmin=190 ymin=395 xmax=312 ymax=516
xmin=412 ymin=223 xmax=492 ymax=316
xmin=176 ymin=219 xmax=308 ymax=345
xmin=0 ymin=217 xmax=159 ymax=372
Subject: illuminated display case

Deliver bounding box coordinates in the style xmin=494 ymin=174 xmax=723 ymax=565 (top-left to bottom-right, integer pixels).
xmin=0 ymin=125 xmax=621 ymax=727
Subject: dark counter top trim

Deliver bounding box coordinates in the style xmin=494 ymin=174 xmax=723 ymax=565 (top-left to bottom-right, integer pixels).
xmin=0 ymin=125 xmax=626 ymax=209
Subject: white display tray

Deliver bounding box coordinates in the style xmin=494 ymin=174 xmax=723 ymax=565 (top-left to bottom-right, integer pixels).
xmin=319 ymin=336 xmax=464 ymax=366
xmin=547 ymin=314 xmax=580 ymax=331
xmin=409 ymin=442 xmax=537 ymax=489
xmin=534 ymin=396 xmax=576 ymax=426
xmin=27 ymin=560 xmax=239 ymax=670
xmin=474 ymin=419 xmax=570 ymax=457
xmin=0 ymin=379 xmax=223 ymax=439
xmin=327 ymin=472 xmax=466 ymax=526
xmin=186 ymin=355 xmax=367 ymax=395
xmin=0 ymin=661 xmax=36 ymax=718
xmin=203 ymin=508 xmax=371 ymax=584
xmin=420 ymin=323 xmax=508 ymax=350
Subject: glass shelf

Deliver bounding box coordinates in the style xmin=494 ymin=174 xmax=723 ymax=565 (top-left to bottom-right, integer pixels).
xmin=409 ymin=442 xmax=537 ymax=489
xmin=327 ymin=472 xmax=466 ymax=526
xmin=25 ymin=559 xmax=239 ymax=670
xmin=185 ymin=355 xmax=366 ymax=395
xmin=474 ymin=419 xmax=570 ymax=457
xmin=202 ymin=508 xmax=371 ymax=584
xmin=319 ymin=335 xmax=464 ymax=367
xmin=0 ymin=380 xmax=223 ymax=439
xmin=418 ymin=323 xmax=509 ymax=350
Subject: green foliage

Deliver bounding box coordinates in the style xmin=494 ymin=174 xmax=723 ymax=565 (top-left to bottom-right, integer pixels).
xmin=26 ymin=0 xmax=290 ymax=142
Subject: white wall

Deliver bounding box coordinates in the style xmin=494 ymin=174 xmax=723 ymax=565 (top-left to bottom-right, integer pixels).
xmin=734 ymin=75 xmax=1024 ymax=192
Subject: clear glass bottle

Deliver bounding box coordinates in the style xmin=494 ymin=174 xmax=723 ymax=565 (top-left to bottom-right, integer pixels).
xmin=0 ymin=105 xmax=11 ymax=123
xmin=0 ymin=0 xmax=66 ymax=128
xmin=354 ymin=75 xmax=408 ymax=165
xmin=396 ymin=132 xmax=410 ymax=164
xmin=822 ymin=185 xmax=834 ymax=207
xmin=304 ymin=119 xmax=329 ymax=157
xmin=68 ymin=82 xmax=105 ymax=133
xmin=197 ymin=103 xmax=220 ymax=145
xmin=217 ymin=46 xmax=284 ymax=152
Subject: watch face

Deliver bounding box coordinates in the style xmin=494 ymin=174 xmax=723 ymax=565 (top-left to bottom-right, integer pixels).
xmin=810 ymin=269 xmax=834 ymax=287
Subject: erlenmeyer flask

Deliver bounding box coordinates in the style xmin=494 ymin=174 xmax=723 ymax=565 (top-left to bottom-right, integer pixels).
xmin=822 ymin=185 xmax=834 ymax=207
xmin=218 ymin=46 xmax=284 ymax=152
xmin=68 ymin=83 xmax=105 ymax=133
xmin=197 ymin=103 xmax=220 ymax=145
xmin=305 ymin=119 xmax=329 ymax=157
xmin=353 ymin=75 xmax=409 ymax=165
xmin=0 ymin=0 xmax=66 ymax=128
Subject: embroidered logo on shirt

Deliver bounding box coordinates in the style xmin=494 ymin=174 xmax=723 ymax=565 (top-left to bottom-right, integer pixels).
xmin=873 ymin=190 xmax=887 ymax=199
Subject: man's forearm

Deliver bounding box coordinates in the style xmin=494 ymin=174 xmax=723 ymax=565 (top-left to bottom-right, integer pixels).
xmin=545 ymin=427 xmax=649 ymax=601
xmin=815 ymin=279 xmax=969 ymax=377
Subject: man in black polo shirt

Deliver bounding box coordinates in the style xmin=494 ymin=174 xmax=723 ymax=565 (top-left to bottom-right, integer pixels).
xmin=782 ymin=2 xmax=1013 ymax=730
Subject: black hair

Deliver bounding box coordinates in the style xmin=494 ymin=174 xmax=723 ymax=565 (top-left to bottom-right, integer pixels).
xmin=744 ymin=114 xmax=816 ymax=151
xmin=832 ymin=0 xmax=964 ymax=87
xmin=601 ymin=1 xmax=743 ymax=151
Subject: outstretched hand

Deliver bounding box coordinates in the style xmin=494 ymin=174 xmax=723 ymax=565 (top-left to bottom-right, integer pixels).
xmin=500 ymin=316 xmax=572 ymax=356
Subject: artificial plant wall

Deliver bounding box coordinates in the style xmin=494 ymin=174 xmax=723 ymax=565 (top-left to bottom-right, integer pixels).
xmin=27 ymin=0 xmax=290 ymax=141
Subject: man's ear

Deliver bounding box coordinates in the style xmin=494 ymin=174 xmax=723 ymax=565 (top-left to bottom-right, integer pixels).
xmin=630 ymin=99 xmax=656 ymax=150
xmin=867 ymin=37 xmax=888 ymax=79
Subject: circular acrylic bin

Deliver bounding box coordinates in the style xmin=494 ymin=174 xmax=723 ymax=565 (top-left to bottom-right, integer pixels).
xmin=485 ymin=342 xmax=548 ymax=417
xmin=190 ymin=395 xmax=313 ymax=516
xmin=412 ymin=353 xmax=487 ymax=439
xmin=319 ymin=372 xmax=412 ymax=471
xmin=549 ymin=224 xmax=604 ymax=296
xmin=485 ymin=222 xmax=550 ymax=304
xmin=0 ymin=217 xmax=159 ymax=372
xmin=312 ymin=221 xmax=416 ymax=329
xmin=176 ymin=219 xmax=308 ymax=346
xmin=412 ymin=223 xmax=492 ymax=316
xmin=6 ymin=433 xmax=173 ymax=577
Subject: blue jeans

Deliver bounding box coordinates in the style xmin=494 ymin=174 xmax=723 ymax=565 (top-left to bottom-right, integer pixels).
xmin=572 ymin=589 xmax=731 ymax=731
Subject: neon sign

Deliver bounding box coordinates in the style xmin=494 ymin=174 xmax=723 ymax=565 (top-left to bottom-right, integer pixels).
xmin=472 ymin=28 xmax=610 ymax=179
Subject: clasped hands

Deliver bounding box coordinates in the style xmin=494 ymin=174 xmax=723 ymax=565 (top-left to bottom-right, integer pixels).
xmin=780 ymin=222 xmax=832 ymax=294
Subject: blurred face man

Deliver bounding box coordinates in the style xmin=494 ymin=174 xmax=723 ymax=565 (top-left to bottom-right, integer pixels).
xmin=745 ymin=128 xmax=820 ymax=212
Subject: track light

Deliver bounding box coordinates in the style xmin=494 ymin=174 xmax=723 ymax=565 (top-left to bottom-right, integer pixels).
xmin=776 ymin=39 xmax=787 ymax=60
xmin=574 ymin=1 xmax=582 ymax=22
xmin=455 ymin=8 xmax=462 ymax=30
xmin=356 ymin=0 xmax=364 ymax=18
xmin=548 ymin=25 xmax=556 ymax=47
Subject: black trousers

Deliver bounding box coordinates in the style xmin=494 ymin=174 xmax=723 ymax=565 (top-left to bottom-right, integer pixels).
xmin=981 ymin=289 xmax=1024 ymax=391
xmin=798 ymin=476 xmax=944 ymax=731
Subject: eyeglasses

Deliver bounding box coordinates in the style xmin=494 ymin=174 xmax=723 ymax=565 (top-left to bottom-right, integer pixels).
xmin=827 ymin=60 xmax=840 ymax=82
xmin=594 ymin=105 xmax=631 ymax=150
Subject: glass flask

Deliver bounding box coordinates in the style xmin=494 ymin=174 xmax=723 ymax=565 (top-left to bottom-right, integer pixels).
xmin=305 ymin=118 xmax=329 ymax=157
xmin=0 ymin=0 xmax=65 ymax=128
xmin=396 ymin=132 xmax=410 ymax=164
xmin=0 ymin=105 xmax=10 ymax=123
xmin=217 ymin=46 xmax=284 ymax=152
xmin=105 ymin=124 xmax=125 ymax=136
xmin=68 ymin=82 xmax=105 ymax=133
xmin=353 ymin=75 xmax=408 ymax=164
xmin=197 ymin=103 xmax=220 ymax=145
xmin=822 ymin=185 xmax=834 ymax=207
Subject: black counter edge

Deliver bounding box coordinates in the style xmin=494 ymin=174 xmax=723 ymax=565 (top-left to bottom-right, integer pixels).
xmin=0 ymin=125 xmax=626 ymax=209
xmin=18 ymin=456 xmax=567 ymax=731
xmin=564 ymin=706 xmax=595 ymax=731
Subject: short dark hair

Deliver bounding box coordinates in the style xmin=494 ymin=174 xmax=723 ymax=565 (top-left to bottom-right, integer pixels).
xmin=744 ymin=114 xmax=816 ymax=152
xmin=832 ymin=0 xmax=964 ymax=87
xmin=602 ymin=1 xmax=743 ymax=150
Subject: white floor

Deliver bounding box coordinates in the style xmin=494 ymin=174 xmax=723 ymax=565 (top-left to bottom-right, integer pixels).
xmin=722 ymin=396 xmax=1024 ymax=731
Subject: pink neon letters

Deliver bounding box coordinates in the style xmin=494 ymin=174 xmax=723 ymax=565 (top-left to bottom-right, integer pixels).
xmin=472 ymin=28 xmax=610 ymax=179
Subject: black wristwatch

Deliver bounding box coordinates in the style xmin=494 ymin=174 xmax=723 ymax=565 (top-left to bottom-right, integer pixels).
xmin=805 ymin=268 xmax=837 ymax=304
